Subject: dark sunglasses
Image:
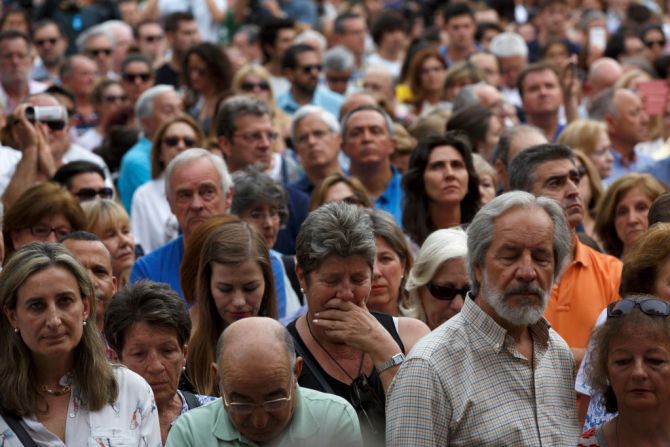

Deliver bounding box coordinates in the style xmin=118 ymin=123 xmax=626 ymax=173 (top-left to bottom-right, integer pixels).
xmin=427 ymin=283 xmax=470 ymax=301
xmin=607 ymin=299 xmax=670 ymax=319
xmin=103 ymin=94 xmax=128 ymax=103
xmin=240 ymin=81 xmax=270 ymax=92
xmin=349 ymin=375 xmax=383 ymax=434
xmin=299 ymin=64 xmax=322 ymax=74
xmin=142 ymin=35 xmax=162 ymax=42
xmin=122 ymin=72 xmax=152 ymax=82
xmin=164 ymin=136 xmax=196 ymax=147
xmin=75 ymin=187 xmax=114 ymax=201
xmin=88 ymin=48 xmax=112 ymax=57
xmin=645 ymin=39 xmax=666 ymax=48
xmin=35 ymin=38 xmax=58 ymax=47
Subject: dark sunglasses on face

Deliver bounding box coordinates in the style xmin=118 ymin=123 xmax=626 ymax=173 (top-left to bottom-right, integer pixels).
xmin=88 ymin=48 xmax=112 ymax=57
xmin=103 ymin=94 xmax=128 ymax=103
xmin=607 ymin=298 xmax=670 ymax=319
xmin=427 ymin=283 xmax=470 ymax=301
xmin=645 ymin=39 xmax=666 ymax=48
xmin=299 ymin=64 xmax=322 ymax=74
xmin=142 ymin=35 xmax=162 ymax=42
xmin=122 ymin=72 xmax=152 ymax=82
xmin=75 ymin=187 xmax=114 ymax=201
xmin=240 ymin=81 xmax=270 ymax=92
xmin=164 ymin=136 xmax=196 ymax=147
xmin=35 ymin=38 xmax=58 ymax=47
xmin=349 ymin=375 xmax=383 ymax=434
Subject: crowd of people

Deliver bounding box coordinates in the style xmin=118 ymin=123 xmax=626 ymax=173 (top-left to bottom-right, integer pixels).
xmin=1 ymin=0 xmax=670 ymax=445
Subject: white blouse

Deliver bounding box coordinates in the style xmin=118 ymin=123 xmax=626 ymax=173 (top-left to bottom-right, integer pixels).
xmin=0 ymin=366 xmax=161 ymax=447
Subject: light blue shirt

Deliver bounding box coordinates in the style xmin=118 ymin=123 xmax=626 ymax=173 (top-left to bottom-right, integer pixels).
xmin=605 ymin=148 xmax=654 ymax=187
xmin=277 ymin=85 xmax=344 ymax=118
xmin=374 ymin=166 xmax=404 ymax=225
xmin=118 ymin=136 xmax=152 ymax=212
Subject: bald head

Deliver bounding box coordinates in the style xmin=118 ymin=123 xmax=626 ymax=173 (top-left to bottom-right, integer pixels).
xmin=339 ymin=92 xmax=378 ymax=120
xmin=588 ymin=58 xmax=622 ymax=97
xmin=362 ymin=67 xmax=394 ymax=99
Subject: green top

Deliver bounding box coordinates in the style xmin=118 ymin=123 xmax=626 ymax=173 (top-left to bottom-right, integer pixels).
xmin=166 ymin=386 xmax=362 ymax=446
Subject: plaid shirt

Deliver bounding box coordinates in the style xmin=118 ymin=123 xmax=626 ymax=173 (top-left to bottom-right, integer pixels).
xmin=386 ymin=297 xmax=579 ymax=447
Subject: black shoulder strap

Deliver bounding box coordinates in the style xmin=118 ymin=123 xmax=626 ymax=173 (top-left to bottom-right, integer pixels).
xmin=293 ymin=340 xmax=334 ymax=394
xmin=0 ymin=405 xmax=38 ymax=447
xmin=181 ymin=391 xmax=201 ymax=410
xmin=282 ymin=255 xmax=303 ymax=304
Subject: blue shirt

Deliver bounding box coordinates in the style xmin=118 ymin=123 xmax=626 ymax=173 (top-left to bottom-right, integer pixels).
xmin=130 ymin=235 xmax=185 ymax=299
xmin=605 ymin=148 xmax=654 ymax=187
xmin=374 ymin=166 xmax=404 ymax=225
xmin=269 ymin=249 xmax=288 ymax=319
xmin=118 ymin=136 xmax=152 ymax=212
xmin=277 ymin=85 xmax=344 ymax=118
xmin=645 ymin=157 xmax=670 ymax=187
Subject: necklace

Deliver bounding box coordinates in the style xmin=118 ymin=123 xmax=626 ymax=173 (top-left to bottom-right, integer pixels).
xmin=39 ymin=384 xmax=71 ymax=396
xmin=306 ymin=315 xmax=364 ymax=382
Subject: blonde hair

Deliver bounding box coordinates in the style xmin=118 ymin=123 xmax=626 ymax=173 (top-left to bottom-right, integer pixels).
xmin=558 ymin=119 xmax=607 ymax=158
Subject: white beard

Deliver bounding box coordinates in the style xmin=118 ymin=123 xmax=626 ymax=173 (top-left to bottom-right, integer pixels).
xmin=481 ymin=272 xmax=549 ymax=326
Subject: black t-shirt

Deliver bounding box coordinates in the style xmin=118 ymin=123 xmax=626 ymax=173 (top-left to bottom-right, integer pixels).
xmin=155 ymin=63 xmax=180 ymax=88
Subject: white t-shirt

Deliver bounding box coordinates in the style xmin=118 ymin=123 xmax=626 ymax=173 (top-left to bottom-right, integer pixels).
xmin=158 ymin=0 xmax=227 ymax=43
xmin=131 ymin=176 xmax=179 ymax=253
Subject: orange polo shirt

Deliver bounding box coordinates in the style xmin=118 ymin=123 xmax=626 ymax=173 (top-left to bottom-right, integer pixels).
xmin=544 ymin=238 xmax=622 ymax=349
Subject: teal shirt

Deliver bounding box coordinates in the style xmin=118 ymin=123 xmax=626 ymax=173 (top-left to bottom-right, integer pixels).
xmin=166 ymin=386 xmax=362 ymax=447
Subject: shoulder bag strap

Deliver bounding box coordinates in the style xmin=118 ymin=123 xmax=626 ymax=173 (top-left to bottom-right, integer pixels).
xmin=180 ymin=391 xmax=201 ymax=410
xmin=293 ymin=341 xmax=335 ymax=394
xmin=0 ymin=405 xmax=38 ymax=447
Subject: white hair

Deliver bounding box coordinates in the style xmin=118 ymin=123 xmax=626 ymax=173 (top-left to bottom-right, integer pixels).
xmin=294 ymin=29 xmax=327 ymax=53
xmin=164 ymin=148 xmax=233 ymax=200
xmin=290 ymin=105 xmax=341 ymax=142
xmin=100 ymin=20 xmax=133 ymax=40
xmin=134 ymin=84 xmax=176 ymax=132
xmin=402 ymin=228 xmax=468 ymax=321
xmin=76 ymin=24 xmax=115 ymax=53
xmin=490 ymin=32 xmax=529 ymax=58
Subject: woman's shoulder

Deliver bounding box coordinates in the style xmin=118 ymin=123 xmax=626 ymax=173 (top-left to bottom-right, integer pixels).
xmin=112 ymin=365 xmax=153 ymax=397
xmin=396 ymin=316 xmax=431 ymax=353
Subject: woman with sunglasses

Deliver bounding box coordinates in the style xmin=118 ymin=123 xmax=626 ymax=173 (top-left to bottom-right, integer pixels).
xmin=76 ymin=79 xmax=129 ymax=152
xmin=287 ymin=202 xmax=429 ymax=445
xmin=82 ymin=199 xmax=136 ymax=287
xmin=131 ymin=115 xmax=205 ymax=253
xmin=403 ymin=228 xmax=468 ymax=330
xmin=577 ymin=223 xmax=670 ymax=430
xmin=231 ymin=64 xmax=292 ymax=153
xmin=578 ymin=295 xmax=670 ymax=446
xmin=183 ymin=43 xmax=234 ymax=136
xmin=2 ymin=182 xmax=85 ymax=258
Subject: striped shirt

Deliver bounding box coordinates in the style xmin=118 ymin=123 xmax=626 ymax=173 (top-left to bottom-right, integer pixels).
xmin=386 ymin=297 xmax=579 ymax=447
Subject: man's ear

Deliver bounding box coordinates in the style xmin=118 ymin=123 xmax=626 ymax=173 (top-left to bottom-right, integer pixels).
xmin=211 ymin=362 xmax=219 ymax=385
xmin=294 ymin=356 xmax=303 ymax=379
xmin=218 ymin=136 xmax=232 ymax=162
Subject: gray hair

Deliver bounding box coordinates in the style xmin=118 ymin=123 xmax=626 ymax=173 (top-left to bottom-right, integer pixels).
xmin=296 ymin=202 xmax=376 ymax=276
xmin=235 ymin=25 xmax=260 ymax=44
xmin=452 ymin=83 xmax=480 ymax=112
xmin=103 ymin=280 xmax=191 ymax=355
xmin=135 ymin=85 xmax=176 ymax=130
xmin=490 ymin=32 xmax=528 ymax=58
xmin=466 ymin=191 xmax=572 ymax=296
xmin=215 ymin=95 xmax=271 ymax=140
xmin=294 ymin=29 xmax=327 ymax=53
xmin=508 ymin=143 xmax=575 ymax=192
xmin=290 ymin=105 xmax=340 ymax=143
xmin=100 ymin=20 xmax=133 ymax=40
xmin=340 ymin=104 xmax=394 ymax=144
xmin=76 ymin=24 xmax=115 ymax=53
xmin=165 ymin=148 xmax=233 ymax=199
xmin=216 ymin=318 xmax=297 ymax=371
xmin=402 ymin=228 xmax=468 ymax=321
xmin=587 ymin=87 xmax=616 ymax=120
xmin=323 ymin=45 xmax=355 ymax=72
xmin=491 ymin=124 xmax=546 ymax=165
xmin=231 ymin=167 xmax=289 ymax=226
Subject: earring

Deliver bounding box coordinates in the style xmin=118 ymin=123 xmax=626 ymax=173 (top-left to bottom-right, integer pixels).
xmin=13 ymin=327 xmax=18 ymax=333
xmin=300 ymin=288 xmax=304 ymax=293
xmin=83 ymin=320 xmax=87 ymax=327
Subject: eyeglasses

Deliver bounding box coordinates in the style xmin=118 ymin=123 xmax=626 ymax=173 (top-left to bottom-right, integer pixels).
xmin=427 ymin=283 xmax=470 ymax=301
xmin=299 ymin=64 xmax=322 ymax=74
xmin=122 ymin=72 xmax=152 ymax=83
xmin=223 ymin=386 xmax=292 ymax=415
xmin=163 ymin=136 xmax=196 ymax=147
xmin=103 ymin=94 xmax=128 ymax=103
xmin=645 ymin=39 xmax=666 ymax=48
xmin=240 ymin=81 xmax=270 ymax=92
xmin=35 ymin=38 xmax=58 ymax=47
xmin=27 ymin=224 xmax=72 ymax=239
xmin=234 ymin=131 xmax=279 ymax=144
xmin=350 ymin=375 xmax=383 ymax=434
xmin=607 ymin=299 xmax=670 ymax=319
xmin=87 ymin=48 xmax=112 ymax=57
xmin=74 ymin=187 xmax=114 ymax=201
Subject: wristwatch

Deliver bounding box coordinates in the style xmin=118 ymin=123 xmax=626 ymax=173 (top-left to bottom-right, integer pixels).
xmin=376 ymin=353 xmax=405 ymax=374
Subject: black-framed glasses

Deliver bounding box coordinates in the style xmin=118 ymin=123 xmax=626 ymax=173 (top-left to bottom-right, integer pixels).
xmin=163 ymin=136 xmax=196 ymax=147
xmin=299 ymin=64 xmax=322 ymax=74
xmin=35 ymin=38 xmax=58 ymax=47
xmin=223 ymin=384 xmax=292 ymax=415
xmin=350 ymin=375 xmax=383 ymax=434
xmin=122 ymin=72 xmax=152 ymax=83
xmin=240 ymin=81 xmax=270 ymax=92
xmin=87 ymin=48 xmax=112 ymax=57
xmin=427 ymin=283 xmax=470 ymax=301
xmin=607 ymin=299 xmax=670 ymax=319
xmin=74 ymin=187 xmax=114 ymax=201
xmin=28 ymin=225 xmax=71 ymax=239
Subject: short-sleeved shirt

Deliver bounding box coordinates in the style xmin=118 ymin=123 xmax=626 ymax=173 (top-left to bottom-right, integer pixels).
xmin=604 ymin=148 xmax=654 ymax=187
xmin=544 ymin=238 xmax=622 ymax=349
xmin=118 ymin=136 xmax=152 ymax=211
xmin=130 ymin=235 xmax=185 ymax=299
xmin=277 ymin=86 xmax=344 ymax=118
xmin=372 ymin=166 xmax=403 ymax=225
xmin=386 ymin=297 xmax=579 ymax=446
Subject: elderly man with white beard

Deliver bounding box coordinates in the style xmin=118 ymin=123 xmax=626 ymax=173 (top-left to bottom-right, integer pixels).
xmin=386 ymin=191 xmax=579 ymax=446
